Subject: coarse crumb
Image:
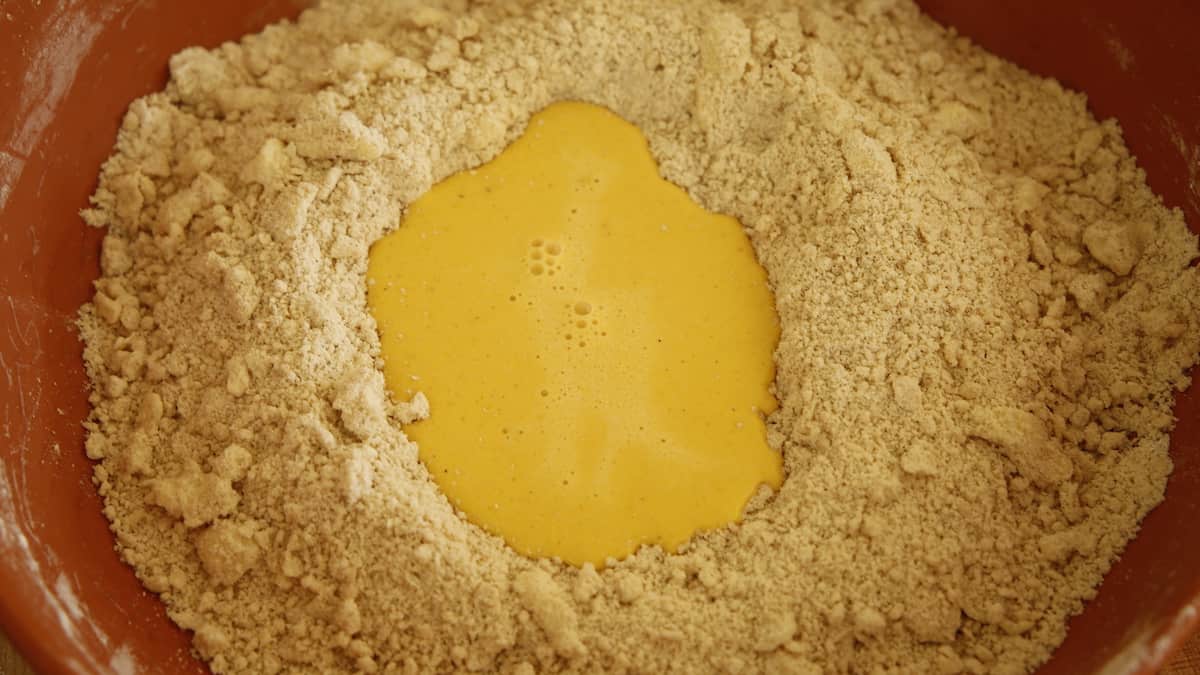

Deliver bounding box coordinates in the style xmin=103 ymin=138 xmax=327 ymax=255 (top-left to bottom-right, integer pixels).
xmin=79 ymin=1 xmax=1200 ymax=673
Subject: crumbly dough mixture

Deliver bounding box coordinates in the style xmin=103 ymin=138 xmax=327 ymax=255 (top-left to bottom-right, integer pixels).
xmin=79 ymin=1 xmax=1200 ymax=673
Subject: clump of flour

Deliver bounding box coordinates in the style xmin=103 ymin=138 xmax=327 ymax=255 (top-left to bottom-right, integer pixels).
xmin=79 ymin=1 xmax=1200 ymax=673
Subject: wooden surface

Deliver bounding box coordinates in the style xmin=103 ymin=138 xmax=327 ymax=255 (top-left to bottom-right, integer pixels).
xmin=0 ymin=630 xmax=33 ymax=675
xmin=1168 ymin=635 xmax=1200 ymax=675
xmin=0 ymin=625 xmax=1197 ymax=673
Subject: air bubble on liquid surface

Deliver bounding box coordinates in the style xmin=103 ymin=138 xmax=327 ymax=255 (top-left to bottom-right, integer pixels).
xmin=531 ymin=250 xmax=543 ymax=260
xmin=573 ymin=302 xmax=592 ymax=316
xmin=530 ymin=264 xmax=545 ymax=275
xmin=546 ymin=242 xmax=562 ymax=256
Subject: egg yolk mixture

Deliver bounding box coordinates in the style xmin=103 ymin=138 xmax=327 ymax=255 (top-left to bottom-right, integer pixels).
xmin=367 ymin=101 xmax=781 ymax=566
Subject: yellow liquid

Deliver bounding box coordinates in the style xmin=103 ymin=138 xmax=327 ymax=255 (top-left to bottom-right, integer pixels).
xmin=367 ymin=101 xmax=781 ymax=566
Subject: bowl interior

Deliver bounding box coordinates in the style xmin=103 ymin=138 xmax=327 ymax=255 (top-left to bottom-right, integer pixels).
xmin=0 ymin=2 xmax=1197 ymax=673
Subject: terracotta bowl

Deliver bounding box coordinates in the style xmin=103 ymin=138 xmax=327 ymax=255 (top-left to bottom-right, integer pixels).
xmin=1 ymin=2 xmax=1197 ymax=673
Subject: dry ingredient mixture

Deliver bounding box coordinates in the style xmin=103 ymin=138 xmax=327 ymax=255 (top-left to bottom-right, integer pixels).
xmin=78 ymin=0 xmax=1200 ymax=673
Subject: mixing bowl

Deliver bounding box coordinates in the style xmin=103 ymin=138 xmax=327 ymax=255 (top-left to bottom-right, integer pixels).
xmin=1 ymin=2 xmax=1197 ymax=673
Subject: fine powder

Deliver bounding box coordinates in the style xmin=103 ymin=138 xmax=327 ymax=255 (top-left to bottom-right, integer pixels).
xmin=78 ymin=1 xmax=1200 ymax=673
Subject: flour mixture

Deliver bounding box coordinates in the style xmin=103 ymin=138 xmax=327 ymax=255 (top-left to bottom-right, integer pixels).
xmin=79 ymin=1 xmax=1200 ymax=673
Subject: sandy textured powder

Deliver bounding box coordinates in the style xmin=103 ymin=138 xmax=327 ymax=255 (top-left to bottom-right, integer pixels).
xmin=78 ymin=1 xmax=1200 ymax=673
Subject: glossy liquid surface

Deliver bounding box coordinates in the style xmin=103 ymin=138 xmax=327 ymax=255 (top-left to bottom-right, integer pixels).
xmin=368 ymin=102 xmax=781 ymax=565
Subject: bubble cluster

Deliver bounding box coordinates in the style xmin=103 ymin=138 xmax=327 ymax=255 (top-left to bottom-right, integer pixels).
xmin=528 ymin=238 xmax=562 ymax=276
xmin=559 ymin=298 xmax=605 ymax=349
